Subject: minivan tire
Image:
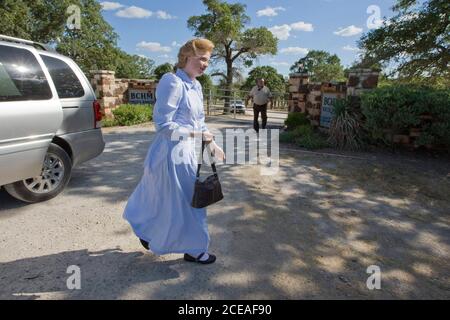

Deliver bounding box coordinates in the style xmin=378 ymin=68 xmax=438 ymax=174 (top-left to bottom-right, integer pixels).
xmin=4 ymin=143 xmax=72 ymax=203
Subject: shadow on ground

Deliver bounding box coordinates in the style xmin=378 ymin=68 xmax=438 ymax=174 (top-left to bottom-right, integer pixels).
xmin=1 ymin=119 xmax=449 ymax=299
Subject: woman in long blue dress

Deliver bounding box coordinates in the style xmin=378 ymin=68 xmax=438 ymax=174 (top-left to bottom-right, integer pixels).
xmin=123 ymin=39 xmax=223 ymax=264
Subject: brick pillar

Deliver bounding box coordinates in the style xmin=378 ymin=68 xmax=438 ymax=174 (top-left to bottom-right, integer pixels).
xmin=306 ymin=84 xmax=322 ymax=127
xmin=90 ymin=70 xmax=117 ymax=119
xmin=288 ymin=72 xmax=309 ymax=113
xmin=346 ymin=68 xmax=379 ymax=96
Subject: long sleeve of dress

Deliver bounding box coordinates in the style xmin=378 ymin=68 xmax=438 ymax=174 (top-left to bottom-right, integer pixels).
xmin=153 ymin=73 xmax=191 ymax=138
xmin=196 ymin=82 xmax=209 ymax=133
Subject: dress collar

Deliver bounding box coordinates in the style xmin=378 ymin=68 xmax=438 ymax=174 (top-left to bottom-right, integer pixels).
xmin=176 ymin=68 xmax=197 ymax=90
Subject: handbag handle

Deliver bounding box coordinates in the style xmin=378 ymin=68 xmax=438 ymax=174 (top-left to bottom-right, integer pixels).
xmin=196 ymin=140 xmax=218 ymax=179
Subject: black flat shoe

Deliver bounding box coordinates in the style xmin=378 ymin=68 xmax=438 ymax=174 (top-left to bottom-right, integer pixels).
xmin=139 ymin=238 xmax=149 ymax=250
xmin=184 ymin=252 xmax=216 ymax=264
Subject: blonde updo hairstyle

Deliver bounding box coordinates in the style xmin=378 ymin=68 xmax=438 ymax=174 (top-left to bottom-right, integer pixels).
xmin=176 ymin=38 xmax=214 ymax=69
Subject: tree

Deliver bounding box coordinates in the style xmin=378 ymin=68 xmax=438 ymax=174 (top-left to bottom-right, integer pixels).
xmin=0 ymin=0 xmax=72 ymax=43
xmin=241 ymin=66 xmax=285 ymax=93
xmin=197 ymin=74 xmax=213 ymax=92
xmin=358 ymin=0 xmax=450 ymax=86
xmin=290 ymin=50 xmax=346 ymax=82
xmin=187 ymin=0 xmax=278 ymax=99
xmin=0 ymin=0 xmax=150 ymax=78
xmin=51 ymin=0 xmax=123 ymax=74
xmin=116 ymin=54 xmax=155 ymax=79
xmin=153 ymin=63 xmax=174 ymax=81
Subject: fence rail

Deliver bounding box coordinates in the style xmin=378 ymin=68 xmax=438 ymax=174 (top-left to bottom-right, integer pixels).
xmin=203 ymin=88 xmax=289 ymax=117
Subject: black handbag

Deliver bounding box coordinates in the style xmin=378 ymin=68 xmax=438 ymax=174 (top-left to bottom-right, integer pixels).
xmin=191 ymin=141 xmax=224 ymax=208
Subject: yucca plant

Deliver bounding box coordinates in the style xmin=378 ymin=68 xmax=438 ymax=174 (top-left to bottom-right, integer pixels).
xmin=328 ymin=97 xmax=366 ymax=150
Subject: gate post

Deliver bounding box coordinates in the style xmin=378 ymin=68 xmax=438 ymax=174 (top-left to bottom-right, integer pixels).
xmin=233 ymin=91 xmax=237 ymax=119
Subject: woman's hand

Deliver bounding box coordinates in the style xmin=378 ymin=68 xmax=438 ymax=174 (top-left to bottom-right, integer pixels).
xmin=209 ymin=140 xmax=225 ymax=162
xmin=202 ymin=131 xmax=214 ymax=143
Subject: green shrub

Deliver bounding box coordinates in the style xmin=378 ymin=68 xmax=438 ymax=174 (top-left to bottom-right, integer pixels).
xmin=280 ymin=123 xmax=328 ymax=150
xmin=295 ymin=133 xmax=329 ymax=150
xmin=102 ymin=118 xmax=118 ymax=127
xmin=284 ymin=112 xmax=309 ymax=130
xmin=293 ymin=124 xmax=313 ymax=136
xmin=112 ymin=104 xmax=153 ymax=126
xmin=279 ymin=131 xmax=297 ymax=143
xmin=361 ymin=85 xmax=450 ymax=148
xmin=328 ymin=97 xmax=366 ymax=150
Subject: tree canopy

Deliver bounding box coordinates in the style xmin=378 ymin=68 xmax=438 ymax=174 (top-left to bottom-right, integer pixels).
xmin=153 ymin=63 xmax=174 ymax=81
xmin=241 ymin=66 xmax=286 ymax=94
xmin=197 ymin=73 xmax=214 ymax=93
xmin=187 ymin=0 xmax=278 ymax=92
xmin=0 ymin=0 xmax=155 ymax=79
xmin=116 ymin=54 xmax=155 ymax=79
xmin=290 ymin=50 xmax=346 ymax=83
xmin=358 ymin=0 xmax=449 ymax=86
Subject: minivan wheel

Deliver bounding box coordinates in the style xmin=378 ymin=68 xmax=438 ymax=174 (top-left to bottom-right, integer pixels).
xmin=4 ymin=143 xmax=72 ymax=203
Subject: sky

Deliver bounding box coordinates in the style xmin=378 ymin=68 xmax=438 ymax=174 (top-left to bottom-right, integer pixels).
xmin=98 ymin=0 xmax=398 ymax=78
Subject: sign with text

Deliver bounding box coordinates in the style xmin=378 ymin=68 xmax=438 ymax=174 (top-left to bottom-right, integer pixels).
xmin=129 ymin=89 xmax=154 ymax=104
xmin=320 ymin=93 xmax=339 ymax=128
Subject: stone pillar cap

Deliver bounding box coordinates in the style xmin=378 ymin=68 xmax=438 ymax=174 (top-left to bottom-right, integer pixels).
xmin=90 ymin=70 xmax=116 ymax=75
xmin=289 ymin=72 xmax=310 ymax=77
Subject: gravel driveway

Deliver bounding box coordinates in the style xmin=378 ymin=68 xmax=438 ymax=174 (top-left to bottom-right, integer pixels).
xmin=1 ymin=117 xmax=449 ymax=299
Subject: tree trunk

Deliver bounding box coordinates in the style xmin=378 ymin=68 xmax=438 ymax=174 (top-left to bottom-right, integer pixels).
xmin=224 ymin=59 xmax=233 ymax=114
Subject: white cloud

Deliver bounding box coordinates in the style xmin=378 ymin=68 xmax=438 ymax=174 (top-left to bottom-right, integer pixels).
xmin=257 ymin=6 xmax=285 ymax=17
xmin=290 ymin=21 xmax=314 ymax=32
xmin=269 ymin=25 xmax=291 ymax=40
xmin=116 ymin=6 xmax=152 ymax=18
xmin=271 ymin=61 xmax=290 ymax=67
xmin=280 ymin=47 xmax=309 ymax=55
xmin=269 ymin=21 xmax=314 ymax=40
xmin=342 ymin=45 xmax=361 ymax=51
xmin=171 ymin=41 xmax=182 ymax=47
xmin=156 ymin=10 xmax=176 ymax=20
xmin=137 ymin=41 xmax=171 ymax=53
xmin=115 ymin=6 xmax=175 ymax=20
xmin=333 ymin=25 xmax=363 ymax=37
xmin=100 ymin=2 xmax=124 ymax=11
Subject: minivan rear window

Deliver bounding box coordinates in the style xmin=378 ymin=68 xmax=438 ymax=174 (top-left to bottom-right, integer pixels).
xmin=0 ymin=45 xmax=52 ymax=101
xmin=41 ymin=55 xmax=85 ymax=99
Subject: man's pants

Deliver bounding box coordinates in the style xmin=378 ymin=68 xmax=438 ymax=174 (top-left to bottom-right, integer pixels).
xmin=253 ymin=103 xmax=267 ymax=133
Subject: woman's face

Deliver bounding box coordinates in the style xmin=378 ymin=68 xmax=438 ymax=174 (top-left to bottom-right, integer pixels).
xmin=184 ymin=51 xmax=211 ymax=78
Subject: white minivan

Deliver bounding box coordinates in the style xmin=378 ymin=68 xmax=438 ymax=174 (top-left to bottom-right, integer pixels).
xmin=0 ymin=35 xmax=105 ymax=203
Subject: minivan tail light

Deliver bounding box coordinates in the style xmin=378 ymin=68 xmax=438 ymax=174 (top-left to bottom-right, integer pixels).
xmin=93 ymin=100 xmax=103 ymax=128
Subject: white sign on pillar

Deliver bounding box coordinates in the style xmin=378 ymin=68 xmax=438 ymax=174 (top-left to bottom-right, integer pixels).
xmin=320 ymin=93 xmax=338 ymax=128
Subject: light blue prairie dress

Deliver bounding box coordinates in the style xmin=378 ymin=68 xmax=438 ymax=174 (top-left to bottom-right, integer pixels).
xmin=123 ymin=69 xmax=210 ymax=257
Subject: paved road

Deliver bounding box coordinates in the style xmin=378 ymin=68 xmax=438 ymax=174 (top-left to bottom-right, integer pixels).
xmin=1 ymin=117 xmax=449 ymax=299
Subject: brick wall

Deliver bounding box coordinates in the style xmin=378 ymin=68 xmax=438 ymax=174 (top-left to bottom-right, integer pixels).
xmin=90 ymin=70 xmax=157 ymax=119
xmin=288 ymin=73 xmax=349 ymax=128
xmin=346 ymin=68 xmax=379 ymax=96
xmin=288 ymin=69 xmax=379 ymax=128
